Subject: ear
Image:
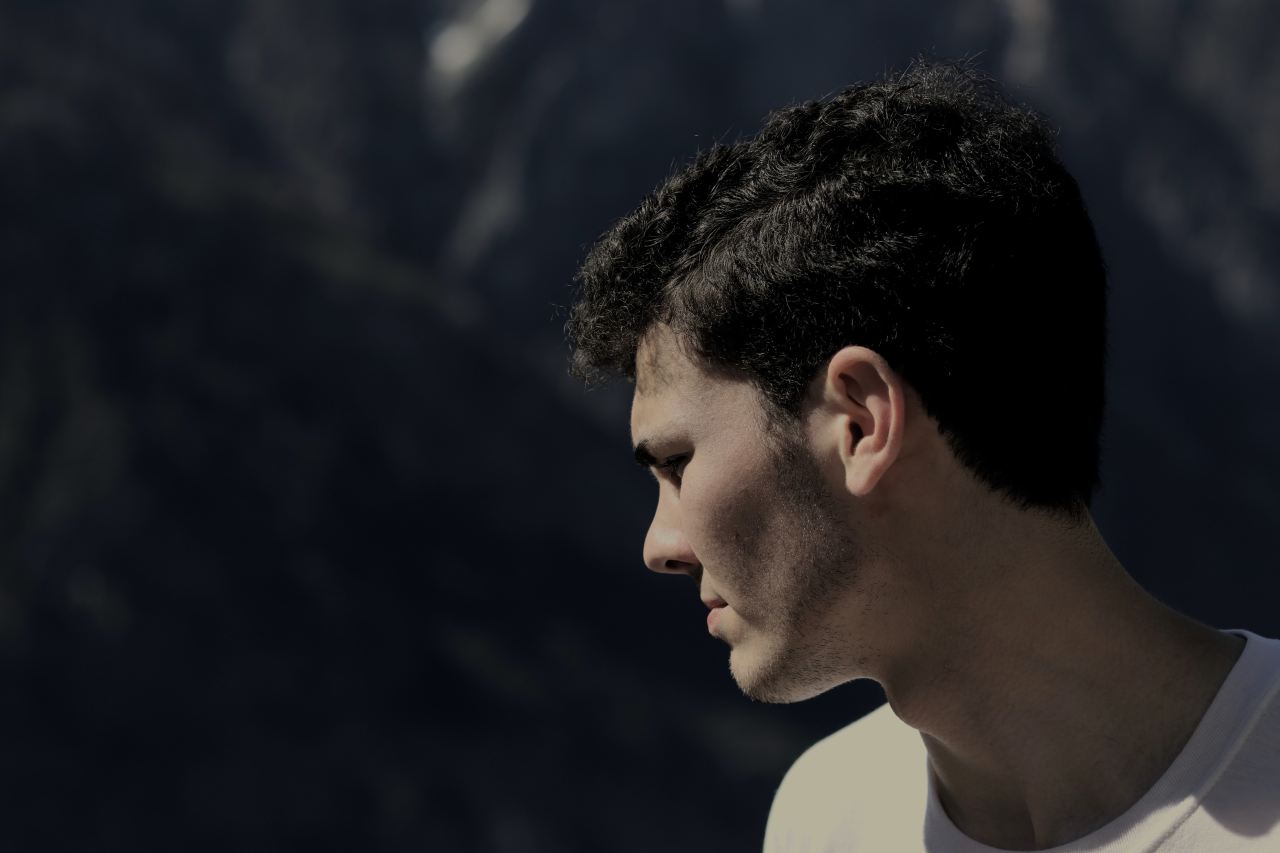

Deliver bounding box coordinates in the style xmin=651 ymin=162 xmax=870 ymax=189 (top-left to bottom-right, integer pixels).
xmin=820 ymin=346 xmax=905 ymax=498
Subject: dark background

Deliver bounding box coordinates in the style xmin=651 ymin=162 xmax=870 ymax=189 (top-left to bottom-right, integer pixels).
xmin=3 ymin=1 xmax=1278 ymax=850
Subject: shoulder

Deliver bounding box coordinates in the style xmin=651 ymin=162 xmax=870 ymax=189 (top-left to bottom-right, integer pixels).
xmin=763 ymin=701 xmax=928 ymax=852
xmin=1212 ymin=630 xmax=1280 ymax=788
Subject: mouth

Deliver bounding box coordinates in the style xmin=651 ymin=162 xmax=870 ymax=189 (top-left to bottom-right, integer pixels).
xmin=706 ymin=596 xmax=727 ymax=630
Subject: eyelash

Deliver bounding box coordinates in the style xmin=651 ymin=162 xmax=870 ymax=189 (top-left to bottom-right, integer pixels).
xmin=657 ymin=455 xmax=689 ymax=483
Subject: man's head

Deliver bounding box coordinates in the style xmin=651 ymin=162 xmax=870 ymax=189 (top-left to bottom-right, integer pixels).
xmin=566 ymin=58 xmax=1109 ymax=702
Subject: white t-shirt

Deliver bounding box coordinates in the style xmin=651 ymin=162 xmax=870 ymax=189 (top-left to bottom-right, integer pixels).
xmin=764 ymin=628 xmax=1280 ymax=852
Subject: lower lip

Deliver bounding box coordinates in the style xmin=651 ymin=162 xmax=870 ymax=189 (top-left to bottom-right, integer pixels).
xmin=707 ymin=606 xmax=726 ymax=632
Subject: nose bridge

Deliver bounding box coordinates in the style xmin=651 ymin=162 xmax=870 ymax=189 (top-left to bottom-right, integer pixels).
xmin=643 ymin=485 xmax=698 ymax=575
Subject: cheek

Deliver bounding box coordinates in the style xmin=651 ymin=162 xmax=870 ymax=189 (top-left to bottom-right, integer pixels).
xmin=683 ymin=475 xmax=772 ymax=586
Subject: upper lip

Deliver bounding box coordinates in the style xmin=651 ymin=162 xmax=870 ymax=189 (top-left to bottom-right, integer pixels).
xmin=701 ymin=597 xmax=727 ymax=610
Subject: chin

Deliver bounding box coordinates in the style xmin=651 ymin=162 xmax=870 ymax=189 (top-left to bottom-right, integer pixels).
xmin=728 ymin=639 xmax=841 ymax=704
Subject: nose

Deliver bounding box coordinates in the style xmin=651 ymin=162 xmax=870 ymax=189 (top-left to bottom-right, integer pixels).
xmin=642 ymin=490 xmax=701 ymax=579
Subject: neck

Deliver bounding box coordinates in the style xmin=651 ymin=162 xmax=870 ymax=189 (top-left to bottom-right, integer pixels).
xmin=877 ymin=510 xmax=1243 ymax=850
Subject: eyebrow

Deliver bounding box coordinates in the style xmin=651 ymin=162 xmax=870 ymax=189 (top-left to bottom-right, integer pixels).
xmin=633 ymin=427 xmax=689 ymax=470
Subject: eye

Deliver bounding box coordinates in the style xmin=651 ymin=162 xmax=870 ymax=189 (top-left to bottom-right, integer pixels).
xmin=657 ymin=454 xmax=690 ymax=485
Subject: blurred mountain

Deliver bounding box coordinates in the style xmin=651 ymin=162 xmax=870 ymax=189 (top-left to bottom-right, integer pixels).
xmin=1 ymin=1 xmax=1277 ymax=850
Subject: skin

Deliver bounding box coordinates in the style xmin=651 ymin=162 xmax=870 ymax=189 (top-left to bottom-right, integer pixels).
xmin=629 ymin=323 xmax=1245 ymax=851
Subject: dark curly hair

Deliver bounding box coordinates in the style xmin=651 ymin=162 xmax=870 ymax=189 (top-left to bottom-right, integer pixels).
xmin=566 ymin=57 xmax=1108 ymax=523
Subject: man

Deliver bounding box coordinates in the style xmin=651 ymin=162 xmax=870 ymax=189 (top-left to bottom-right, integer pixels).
xmin=565 ymin=59 xmax=1280 ymax=851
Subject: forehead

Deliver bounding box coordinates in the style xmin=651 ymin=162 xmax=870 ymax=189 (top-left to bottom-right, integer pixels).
xmin=630 ymin=326 xmax=762 ymax=439
xmin=633 ymin=324 xmax=689 ymax=396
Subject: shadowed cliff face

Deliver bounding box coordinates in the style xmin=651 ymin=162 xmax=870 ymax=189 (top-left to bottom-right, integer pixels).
xmin=2 ymin=1 xmax=1278 ymax=849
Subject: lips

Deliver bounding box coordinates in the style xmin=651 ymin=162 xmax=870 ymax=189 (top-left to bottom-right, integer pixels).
xmin=701 ymin=597 xmax=727 ymax=610
xmin=706 ymin=601 xmax=727 ymax=633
